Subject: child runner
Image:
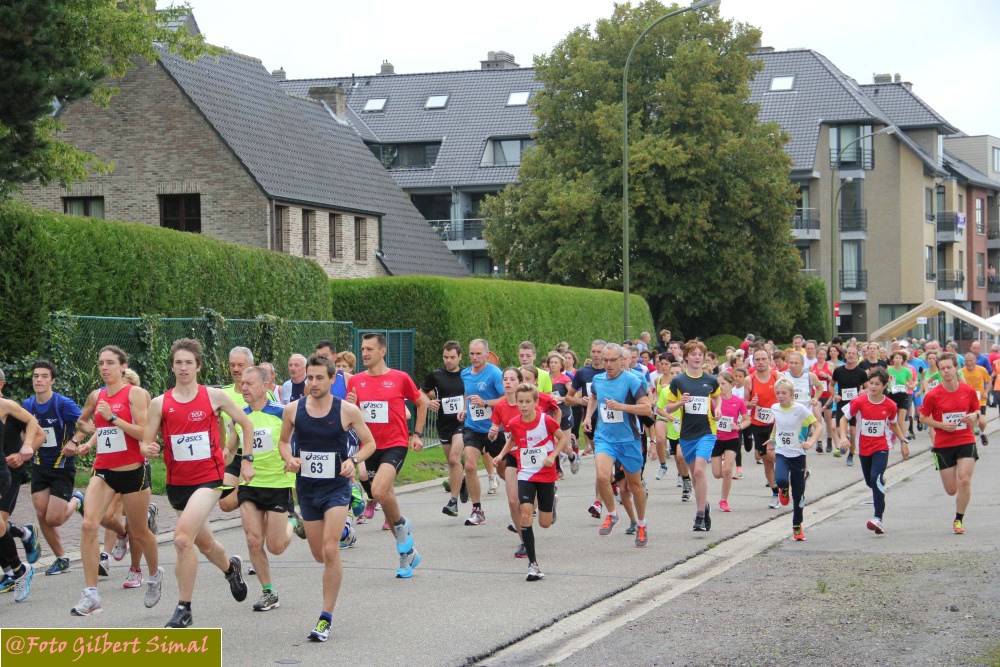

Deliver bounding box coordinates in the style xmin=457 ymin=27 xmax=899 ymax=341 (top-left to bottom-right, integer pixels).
xmin=712 ymin=371 xmax=749 ymax=512
xmin=767 ymin=377 xmax=823 ymax=541
xmin=655 ymin=363 xmax=690 ymax=498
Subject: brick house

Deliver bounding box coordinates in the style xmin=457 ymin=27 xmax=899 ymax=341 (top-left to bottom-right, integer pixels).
xmin=19 ymin=45 xmax=467 ymax=279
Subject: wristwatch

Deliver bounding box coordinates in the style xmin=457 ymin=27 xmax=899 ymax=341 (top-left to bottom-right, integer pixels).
xmin=109 ymin=413 xmax=118 ymax=423
xmin=351 ymin=456 xmax=359 ymax=466
xmin=410 ymin=430 xmax=423 ymax=437
xmin=243 ymin=454 xmax=255 ymax=463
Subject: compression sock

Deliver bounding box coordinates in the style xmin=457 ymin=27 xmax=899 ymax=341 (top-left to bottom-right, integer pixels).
xmin=520 ymin=526 xmax=536 ymax=564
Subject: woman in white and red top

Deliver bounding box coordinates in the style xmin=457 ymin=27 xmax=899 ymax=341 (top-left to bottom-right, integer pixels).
xmin=712 ymin=372 xmax=750 ymax=513
xmin=838 ymin=368 xmax=908 ymax=536
xmin=813 ymin=346 xmax=836 ymax=454
xmin=918 ymin=352 xmax=983 ymax=535
xmin=74 ymin=345 xmax=160 ymax=616
xmin=493 ymin=383 xmax=567 ymax=582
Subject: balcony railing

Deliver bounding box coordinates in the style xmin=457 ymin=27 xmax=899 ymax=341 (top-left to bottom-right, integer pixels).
xmin=838 ymin=209 xmax=868 ymax=232
xmin=790 ymin=208 xmax=820 ymax=231
xmin=937 ymin=270 xmax=965 ymax=290
xmin=840 ymin=269 xmax=868 ymax=291
xmin=800 ymin=268 xmax=820 ymax=277
xmin=989 ymin=215 xmax=999 ymax=240
xmin=925 ymin=270 xmax=936 ymax=281
xmin=830 ymin=148 xmax=873 ymax=170
xmin=978 ymin=275 xmax=987 ymax=288
xmin=430 ymin=218 xmax=486 ymax=242
xmin=936 ymin=211 xmax=966 ymax=234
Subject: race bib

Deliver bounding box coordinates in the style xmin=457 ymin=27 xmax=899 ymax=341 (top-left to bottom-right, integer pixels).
xmin=776 ymin=430 xmax=797 ymax=448
xmin=842 ymin=387 xmax=859 ymax=401
xmin=470 ymin=403 xmax=492 ymax=421
xmin=586 ymin=382 xmax=593 ymax=397
xmin=41 ymin=426 xmax=59 ymax=448
xmin=754 ymin=406 xmax=774 ymax=424
xmin=860 ymin=419 xmax=885 ymax=437
xmin=170 ymin=431 xmax=211 ymax=461
xmin=819 ymin=380 xmax=828 ymax=393
xmin=890 ymin=383 xmax=905 ymax=394
xmin=942 ymin=412 xmax=967 ymax=430
xmin=717 ymin=416 xmax=734 ymax=432
xmin=361 ymin=401 xmax=389 ymax=424
xmin=685 ymin=396 xmax=708 ymax=415
xmin=520 ymin=446 xmax=546 ymax=473
xmin=96 ymin=426 xmax=127 ymax=454
xmin=300 ymin=451 xmax=339 ymax=479
xmin=976 ymin=391 xmax=982 ymax=401
xmin=441 ymin=395 xmax=464 ymax=415
xmin=926 ymin=380 xmax=939 ymax=390
xmin=600 ymin=403 xmax=624 ymax=423
xmin=251 ymin=428 xmax=274 ymax=453
xmin=793 ymin=389 xmax=807 ymax=402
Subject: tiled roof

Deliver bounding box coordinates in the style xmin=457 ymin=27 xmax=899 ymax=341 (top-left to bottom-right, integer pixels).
xmin=280 ymin=68 xmax=542 ymax=189
xmin=944 ymin=151 xmax=1000 ymax=190
xmin=155 ymin=46 xmax=465 ymax=277
xmin=860 ymin=82 xmax=958 ymax=132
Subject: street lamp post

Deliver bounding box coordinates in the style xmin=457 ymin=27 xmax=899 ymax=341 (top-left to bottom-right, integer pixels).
xmin=622 ymin=0 xmax=719 ymax=342
xmin=828 ymin=125 xmax=895 ymax=339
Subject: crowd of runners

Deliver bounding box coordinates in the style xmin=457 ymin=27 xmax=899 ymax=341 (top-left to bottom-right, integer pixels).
xmin=0 ymin=329 xmax=988 ymax=642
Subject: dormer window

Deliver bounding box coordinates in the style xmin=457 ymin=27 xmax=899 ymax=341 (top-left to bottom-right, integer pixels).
xmin=363 ymin=98 xmax=387 ymax=112
xmin=769 ymin=76 xmax=795 ymax=92
xmin=506 ymin=91 xmax=530 ymax=106
xmin=425 ymin=95 xmax=449 ymax=109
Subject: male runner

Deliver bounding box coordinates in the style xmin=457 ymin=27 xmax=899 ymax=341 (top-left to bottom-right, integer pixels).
xmin=24 ymin=360 xmax=85 ymax=575
xmin=832 ymin=347 xmax=869 ymax=467
xmin=459 ymin=339 xmax=505 ymax=515
xmin=744 ymin=348 xmax=780 ymax=508
xmin=219 ymin=346 xmax=255 ymax=512
xmin=0 ymin=384 xmax=41 ymax=602
xmin=420 ymin=341 xmax=468 ymax=516
xmin=141 ymin=338 xmax=255 ymax=628
xmin=346 ymin=333 xmax=428 ymax=577
xmin=584 ymin=343 xmax=652 ymax=547
xmin=237 ymin=366 xmax=306 ymax=613
xmin=280 ymin=354 xmax=307 ymax=406
xmin=567 ymin=340 xmax=608 ymax=515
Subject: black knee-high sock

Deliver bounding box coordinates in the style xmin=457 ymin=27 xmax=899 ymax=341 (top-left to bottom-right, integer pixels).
xmin=360 ymin=478 xmax=374 ymax=501
xmin=520 ymin=526 xmax=536 ymax=564
xmin=6 ymin=522 xmax=24 ymax=539
xmin=0 ymin=532 xmax=21 ymax=570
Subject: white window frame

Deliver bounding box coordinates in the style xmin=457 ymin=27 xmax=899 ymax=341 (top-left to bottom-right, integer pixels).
xmin=363 ymin=98 xmax=387 ymax=112
xmin=425 ymin=95 xmax=449 ymax=109
xmin=769 ymin=76 xmax=795 ymax=92
xmin=506 ymin=91 xmax=531 ymax=106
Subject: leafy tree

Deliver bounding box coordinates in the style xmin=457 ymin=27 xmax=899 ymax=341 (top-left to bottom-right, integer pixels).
xmin=0 ymin=0 xmax=211 ymax=198
xmin=483 ymin=0 xmax=805 ymax=339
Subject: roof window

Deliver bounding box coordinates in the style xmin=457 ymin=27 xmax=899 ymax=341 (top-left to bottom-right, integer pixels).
xmin=425 ymin=95 xmax=449 ymax=109
xmin=363 ymin=98 xmax=387 ymax=112
xmin=506 ymin=91 xmax=531 ymax=106
xmin=769 ymin=76 xmax=795 ymax=92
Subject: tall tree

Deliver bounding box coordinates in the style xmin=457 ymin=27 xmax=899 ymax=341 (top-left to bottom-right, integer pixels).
xmin=482 ymin=0 xmax=804 ymax=339
xmin=0 ymin=0 xmax=211 ymax=198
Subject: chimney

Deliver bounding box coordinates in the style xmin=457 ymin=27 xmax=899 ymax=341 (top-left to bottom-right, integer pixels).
xmin=755 ymin=45 xmax=775 ymax=54
xmin=873 ymin=73 xmax=892 ymax=83
xmin=481 ymin=50 xmax=520 ymax=70
xmin=271 ymin=67 xmax=286 ymax=81
xmin=893 ymin=73 xmax=901 ymax=83
xmin=379 ymin=60 xmax=395 ymax=75
xmin=309 ymin=86 xmax=347 ymax=118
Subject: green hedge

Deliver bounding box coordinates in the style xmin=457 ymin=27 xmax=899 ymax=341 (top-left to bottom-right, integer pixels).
xmin=330 ymin=277 xmax=654 ymax=380
xmin=704 ymin=334 xmax=743 ymax=357
xmin=0 ymin=202 xmax=331 ymax=358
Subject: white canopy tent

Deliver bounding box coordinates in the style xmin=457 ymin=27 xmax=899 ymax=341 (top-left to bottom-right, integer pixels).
xmin=868 ymin=299 xmax=1000 ymax=341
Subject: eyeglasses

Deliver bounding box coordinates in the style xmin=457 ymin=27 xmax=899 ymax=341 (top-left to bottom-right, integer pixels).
xmin=601 ymin=357 xmax=620 ymax=363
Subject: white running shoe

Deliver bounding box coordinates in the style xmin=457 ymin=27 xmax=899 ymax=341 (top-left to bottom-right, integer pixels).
xmin=71 ymin=588 xmax=102 ymax=616
xmin=144 ymin=568 xmax=163 ymax=608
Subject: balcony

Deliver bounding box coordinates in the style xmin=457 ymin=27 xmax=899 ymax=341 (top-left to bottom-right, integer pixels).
xmin=430 ymin=218 xmax=487 ymax=251
xmin=936 ymin=269 xmax=965 ymax=301
xmin=977 ymin=274 xmax=987 ymax=289
xmin=840 ymin=269 xmax=867 ymax=299
xmin=989 ymin=281 xmax=1000 ymax=303
xmin=838 ymin=209 xmax=867 ymax=234
xmin=936 ymin=211 xmax=966 ymax=244
xmin=830 ymin=148 xmax=873 ymax=170
xmin=790 ymin=208 xmax=821 ymax=241
xmin=925 ymin=270 xmax=936 ymax=282
xmin=988 ymin=216 xmax=1000 ymax=249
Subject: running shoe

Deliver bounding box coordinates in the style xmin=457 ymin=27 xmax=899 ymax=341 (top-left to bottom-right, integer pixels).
xmin=21 ymin=525 xmax=41 ymax=564
xmin=676 ymin=474 xmax=683 ymax=488
xmin=442 ymin=497 xmax=459 ymax=516
xmin=719 ymin=499 xmax=732 ymax=512
xmin=340 ymin=524 xmax=357 ymax=550
xmin=624 ymin=521 xmax=638 ymax=535
xmin=13 ymin=565 xmax=34 ymax=602
xmin=393 ymin=516 xmax=413 ymax=553
xmin=815 ymin=443 xmax=824 ymax=455
xmin=846 ymin=454 xmax=854 ymax=467
xmin=832 ymin=447 xmax=844 ymax=458
xmin=734 ymin=470 xmax=744 ymax=480
xmin=71 ymin=587 xmax=102 ymax=616
xmin=73 ymin=490 xmax=85 ymax=516
xmin=588 ymin=501 xmax=602 ymax=518
xmin=288 ymin=510 xmax=306 ymax=539
xmin=526 ymin=563 xmax=545 ymax=582
xmin=826 ymin=442 xmax=833 ymax=453
xmin=768 ymin=496 xmax=781 ymax=510
xmin=45 ymin=557 xmax=70 ymax=576
xmin=363 ymin=500 xmax=377 ymax=520
xmin=704 ymin=506 xmax=712 ymax=531
xmin=507 ymin=522 xmax=518 ymax=534
xmin=464 ymin=507 xmax=486 ymax=526
xmin=611 ymin=482 xmax=620 ymax=501
xmin=981 ymin=433 xmax=989 ymax=447
xmin=459 ymin=478 xmax=469 ymax=503
xmin=953 ymin=519 xmax=966 ymax=535
xmin=778 ymin=487 xmax=790 ymax=506
xmin=655 ymin=466 xmax=668 ymax=481
xmin=356 ymin=513 xmax=368 ymax=525
xmin=147 ymin=503 xmax=159 ymax=534
xmin=570 ymin=454 xmax=580 ymax=475
xmin=99 ymin=552 xmax=110 ymax=577
xmin=0 ymin=574 xmax=14 ymax=593
xmin=225 ymin=556 xmax=248 ymax=602
xmin=805 ymin=469 xmax=811 ymax=481
xmin=442 ymin=479 xmax=451 ymax=493
xmin=123 ymin=568 xmax=143 ymax=589
xmin=111 ymin=532 xmax=129 ymax=561
xmin=866 ymin=519 xmax=885 ymax=535
xmin=488 ymin=475 xmax=500 ymax=494
xmin=681 ymin=478 xmax=692 ymax=502
xmin=308 ymin=618 xmax=331 ymax=642
xmin=248 ymin=565 xmax=256 ymax=575
xmin=692 ymin=514 xmax=706 ymax=531
xmin=598 ymin=513 xmax=619 ymax=536
xmin=792 ymin=525 xmax=805 ymax=541
xmin=144 ymin=568 xmax=163 ymax=608
xmin=165 ymin=605 xmax=192 ymax=628
xmin=514 ymin=544 xmax=527 ymax=558
xmin=382 ymin=521 xmax=391 ymax=530
xmin=551 ymin=495 xmax=558 ymax=524
xmin=252 ymin=588 xmax=280 ymax=611
xmin=635 ymin=525 xmax=647 ymax=548
xmin=396 ymin=548 xmax=421 ymax=578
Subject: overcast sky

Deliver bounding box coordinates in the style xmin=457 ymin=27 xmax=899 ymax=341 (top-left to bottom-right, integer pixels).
xmin=171 ymin=0 xmax=999 ymax=135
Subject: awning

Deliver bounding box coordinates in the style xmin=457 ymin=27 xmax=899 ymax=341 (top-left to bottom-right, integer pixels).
xmin=868 ymin=299 xmax=1000 ymax=341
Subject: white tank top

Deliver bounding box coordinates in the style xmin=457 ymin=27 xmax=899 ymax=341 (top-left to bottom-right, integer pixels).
xmin=784 ymin=370 xmax=812 ymax=406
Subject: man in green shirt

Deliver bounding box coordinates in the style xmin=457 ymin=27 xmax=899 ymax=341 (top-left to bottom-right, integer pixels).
xmin=518 ymin=341 xmax=552 ymax=393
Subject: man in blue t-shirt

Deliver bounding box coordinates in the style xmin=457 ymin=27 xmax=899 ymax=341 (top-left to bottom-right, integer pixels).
xmin=584 ymin=343 xmax=652 ymax=547
xmin=23 ymin=360 xmax=84 ymax=576
xmin=459 ymin=339 xmax=505 ymax=525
